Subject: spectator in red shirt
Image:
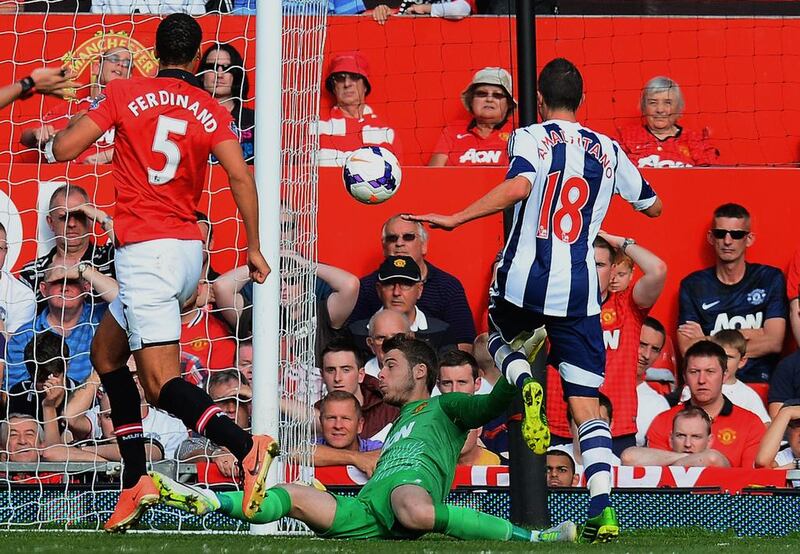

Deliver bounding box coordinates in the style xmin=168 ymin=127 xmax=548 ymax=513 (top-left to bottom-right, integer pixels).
xmin=429 ymin=67 xmax=516 ymax=167
xmin=618 ymin=76 xmax=718 ymax=168
xmin=20 ymin=47 xmax=132 ymax=165
xmin=646 ymin=340 xmax=765 ymax=467
xmin=315 ymin=52 xmax=399 ymax=167
xmin=621 ymin=405 xmax=730 ymax=467
xmin=180 ymin=288 xmax=236 ymax=373
xmin=546 ymin=231 xmax=667 ymax=455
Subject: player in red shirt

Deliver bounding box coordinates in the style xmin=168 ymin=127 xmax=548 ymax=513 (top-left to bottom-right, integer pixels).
xmin=545 ymin=231 xmax=667 ymax=454
xmin=51 ymin=14 xmax=273 ymax=533
xmin=645 ymin=340 xmax=765 ymax=467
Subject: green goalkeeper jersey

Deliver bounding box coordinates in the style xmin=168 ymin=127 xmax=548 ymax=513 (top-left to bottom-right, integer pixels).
xmin=359 ymin=377 xmax=516 ymax=504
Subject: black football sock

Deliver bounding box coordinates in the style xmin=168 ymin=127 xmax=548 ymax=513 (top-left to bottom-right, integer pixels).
xmin=99 ymin=367 xmax=147 ymax=489
xmin=158 ymin=377 xmax=253 ymax=461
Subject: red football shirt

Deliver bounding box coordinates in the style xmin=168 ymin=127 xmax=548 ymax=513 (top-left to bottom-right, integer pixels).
xmin=180 ymin=308 xmax=236 ymax=372
xmin=618 ymin=124 xmax=719 ymax=168
xmin=545 ymin=287 xmax=648 ymax=437
xmin=87 ymin=72 xmax=237 ymax=246
xmin=646 ymin=397 xmax=765 ymax=468
xmin=432 ymin=120 xmax=512 ymax=166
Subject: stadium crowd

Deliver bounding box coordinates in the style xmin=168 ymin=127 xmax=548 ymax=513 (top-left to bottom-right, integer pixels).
xmin=0 ymin=8 xmax=795 ymax=497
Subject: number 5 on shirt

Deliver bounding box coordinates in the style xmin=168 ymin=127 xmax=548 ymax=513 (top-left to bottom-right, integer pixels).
xmin=149 ymin=115 xmax=188 ymax=185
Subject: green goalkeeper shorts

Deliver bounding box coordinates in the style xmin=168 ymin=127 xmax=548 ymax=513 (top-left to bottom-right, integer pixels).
xmin=319 ymin=470 xmax=438 ymax=540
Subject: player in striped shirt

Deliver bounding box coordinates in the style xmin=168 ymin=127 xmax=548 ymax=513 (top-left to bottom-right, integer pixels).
xmin=409 ymin=58 xmax=662 ymax=542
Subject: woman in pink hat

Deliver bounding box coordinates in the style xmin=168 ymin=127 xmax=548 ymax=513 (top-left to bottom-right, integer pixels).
xmin=428 ymin=67 xmax=516 ymax=167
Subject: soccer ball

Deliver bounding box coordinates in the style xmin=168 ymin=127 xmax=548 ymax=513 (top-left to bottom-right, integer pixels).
xmin=343 ymin=146 xmax=402 ymax=204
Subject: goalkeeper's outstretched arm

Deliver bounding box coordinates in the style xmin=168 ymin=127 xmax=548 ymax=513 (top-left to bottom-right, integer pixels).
xmin=439 ymin=376 xmax=516 ymax=430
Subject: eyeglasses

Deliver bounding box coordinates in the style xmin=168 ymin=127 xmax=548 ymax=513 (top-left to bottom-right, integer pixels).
xmin=383 ymin=233 xmax=417 ymax=243
xmin=201 ymin=63 xmax=233 ymax=73
xmin=53 ymin=211 xmax=88 ymax=223
xmin=711 ymin=229 xmax=748 ymax=240
xmin=330 ymin=72 xmax=362 ymax=83
xmin=474 ymin=91 xmax=507 ymax=100
xmin=102 ymin=54 xmax=132 ymax=69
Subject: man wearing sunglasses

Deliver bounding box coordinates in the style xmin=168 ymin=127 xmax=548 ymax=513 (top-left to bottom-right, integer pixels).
xmin=18 ymin=184 xmax=116 ymax=312
xmin=677 ymin=203 xmax=787 ymax=384
xmin=348 ymin=214 xmax=476 ymax=352
xmin=20 ymin=47 xmax=133 ymax=165
xmin=316 ymin=51 xmax=400 ymax=167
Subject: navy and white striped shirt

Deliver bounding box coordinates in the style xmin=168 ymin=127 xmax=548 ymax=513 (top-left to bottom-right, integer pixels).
xmin=494 ymin=120 xmax=657 ymax=318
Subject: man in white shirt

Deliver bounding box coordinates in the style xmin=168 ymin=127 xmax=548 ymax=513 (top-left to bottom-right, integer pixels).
xmin=635 ymin=317 xmax=670 ymax=445
xmin=0 ymin=223 xmax=35 ymax=333
xmin=755 ymin=399 xmax=800 ymax=469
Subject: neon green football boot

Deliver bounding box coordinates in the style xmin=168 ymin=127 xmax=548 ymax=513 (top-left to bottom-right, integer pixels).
xmin=521 ymin=378 xmax=550 ymax=455
xmin=579 ymin=506 xmax=620 ymax=543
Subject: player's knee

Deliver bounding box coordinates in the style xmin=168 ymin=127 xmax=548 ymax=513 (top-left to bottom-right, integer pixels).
xmin=138 ymin=374 xmax=165 ymax=406
xmin=392 ymin=496 xmax=434 ymax=531
xmin=90 ymin=342 xmax=114 ymax=374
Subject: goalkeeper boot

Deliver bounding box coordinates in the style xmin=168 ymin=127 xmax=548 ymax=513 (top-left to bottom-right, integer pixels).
xmin=150 ymin=471 xmax=221 ymax=516
xmin=510 ymin=325 xmax=548 ymax=363
xmin=521 ymin=378 xmax=550 ymax=454
xmin=536 ymin=520 xmax=578 ymax=543
xmin=241 ymin=434 xmax=280 ymax=519
xmin=104 ymin=474 xmax=160 ymax=533
xmin=579 ymin=506 xmax=620 ymax=544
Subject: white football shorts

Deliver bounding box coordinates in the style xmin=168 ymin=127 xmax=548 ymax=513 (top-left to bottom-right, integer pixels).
xmin=109 ymin=238 xmax=203 ymax=351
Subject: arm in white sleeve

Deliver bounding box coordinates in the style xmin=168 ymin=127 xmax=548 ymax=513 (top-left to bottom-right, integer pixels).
xmin=431 ymin=0 xmax=471 ymax=19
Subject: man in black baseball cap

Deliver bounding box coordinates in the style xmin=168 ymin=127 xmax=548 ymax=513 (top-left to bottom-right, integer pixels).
xmin=348 ymin=255 xmax=455 ymax=355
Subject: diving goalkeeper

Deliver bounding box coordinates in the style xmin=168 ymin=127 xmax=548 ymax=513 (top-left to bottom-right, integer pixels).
xmin=153 ymin=335 xmax=575 ymax=542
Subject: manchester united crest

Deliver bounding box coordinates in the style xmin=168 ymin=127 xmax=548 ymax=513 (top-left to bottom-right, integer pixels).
xmin=717 ymin=427 xmax=737 ymax=446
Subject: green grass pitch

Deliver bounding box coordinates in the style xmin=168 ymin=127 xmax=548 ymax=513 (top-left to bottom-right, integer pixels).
xmin=2 ymin=529 xmax=800 ymax=553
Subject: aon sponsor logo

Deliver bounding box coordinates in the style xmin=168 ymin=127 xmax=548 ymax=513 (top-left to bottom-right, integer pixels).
xmin=383 ymin=421 xmax=416 ymax=450
xmin=459 ymin=149 xmax=501 ymax=164
xmin=603 ymin=329 xmax=620 ymax=350
xmin=711 ymin=312 xmax=763 ymax=334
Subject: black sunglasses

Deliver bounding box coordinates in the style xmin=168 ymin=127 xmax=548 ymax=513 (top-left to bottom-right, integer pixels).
xmin=383 ymin=233 xmax=417 ymax=243
xmin=711 ymin=229 xmax=748 ymax=240
xmin=331 ymin=72 xmax=363 ymax=83
xmin=201 ymin=63 xmax=233 ymax=73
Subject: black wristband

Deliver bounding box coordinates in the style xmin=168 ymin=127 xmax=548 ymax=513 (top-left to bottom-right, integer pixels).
xmin=18 ymin=76 xmax=35 ymax=99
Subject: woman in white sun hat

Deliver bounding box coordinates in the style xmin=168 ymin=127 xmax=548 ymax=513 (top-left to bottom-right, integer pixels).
xmin=429 ymin=67 xmax=516 ymax=167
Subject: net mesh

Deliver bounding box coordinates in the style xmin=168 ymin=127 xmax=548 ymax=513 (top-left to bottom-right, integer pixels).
xmin=0 ymin=3 xmax=326 ymax=533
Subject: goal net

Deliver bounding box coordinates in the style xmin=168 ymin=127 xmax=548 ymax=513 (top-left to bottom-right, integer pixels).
xmin=0 ymin=3 xmax=326 ymax=533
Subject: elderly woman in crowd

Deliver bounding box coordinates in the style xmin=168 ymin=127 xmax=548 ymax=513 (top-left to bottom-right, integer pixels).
xmin=198 ymin=43 xmax=255 ymax=164
xmin=315 ymin=51 xmax=399 ymax=167
xmin=619 ymin=76 xmax=718 ymax=168
xmin=428 ymin=67 xmax=516 ymax=167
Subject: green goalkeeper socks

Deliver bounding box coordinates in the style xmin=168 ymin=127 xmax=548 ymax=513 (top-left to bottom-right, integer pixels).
xmin=433 ymin=504 xmax=517 ymax=541
xmin=217 ymin=487 xmax=292 ymax=524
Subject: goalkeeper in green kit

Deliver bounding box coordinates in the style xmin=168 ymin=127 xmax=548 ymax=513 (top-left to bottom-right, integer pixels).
xmin=152 ymin=335 xmax=575 ymax=542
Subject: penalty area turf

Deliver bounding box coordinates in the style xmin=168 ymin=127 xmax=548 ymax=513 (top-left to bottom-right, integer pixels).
xmin=1 ymin=528 xmax=799 ymax=553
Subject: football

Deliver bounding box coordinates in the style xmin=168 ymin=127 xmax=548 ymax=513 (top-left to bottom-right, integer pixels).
xmin=342 ymin=146 xmax=402 ymax=204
